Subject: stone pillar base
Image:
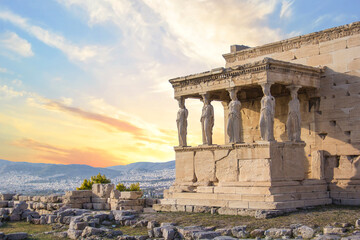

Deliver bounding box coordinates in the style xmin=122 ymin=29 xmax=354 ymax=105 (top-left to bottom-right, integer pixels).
xmin=154 ymin=179 xmax=331 ymax=214
xmin=158 ymin=142 xmax=331 ymax=213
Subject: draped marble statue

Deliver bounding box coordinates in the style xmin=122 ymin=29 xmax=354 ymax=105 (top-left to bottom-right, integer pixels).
xmin=201 ymin=93 xmax=214 ymax=145
xmin=286 ymin=85 xmax=301 ymax=142
xmin=227 ymin=88 xmax=241 ymax=143
xmin=259 ymin=83 xmax=275 ymax=141
xmin=176 ymin=97 xmax=188 ymax=146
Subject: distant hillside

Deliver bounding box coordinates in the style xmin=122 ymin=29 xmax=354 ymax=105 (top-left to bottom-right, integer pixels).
xmin=0 ymin=159 xmax=120 ymax=179
xmin=106 ymin=160 xmax=175 ymax=172
xmin=0 ymin=159 xmax=175 ymax=179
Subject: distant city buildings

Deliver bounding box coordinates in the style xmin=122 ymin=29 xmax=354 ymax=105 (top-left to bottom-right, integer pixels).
xmin=0 ymin=169 xmax=175 ymax=197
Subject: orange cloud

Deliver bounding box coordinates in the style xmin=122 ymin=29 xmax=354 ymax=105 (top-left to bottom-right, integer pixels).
xmin=42 ymin=100 xmax=177 ymax=145
xmin=44 ymin=100 xmax=143 ymax=136
xmin=13 ymin=138 xmax=126 ymax=167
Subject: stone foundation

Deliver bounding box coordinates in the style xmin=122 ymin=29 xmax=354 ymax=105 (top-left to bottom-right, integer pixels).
xmin=158 ymin=142 xmax=331 ymax=213
xmin=155 ymin=179 xmax=331 ymax=214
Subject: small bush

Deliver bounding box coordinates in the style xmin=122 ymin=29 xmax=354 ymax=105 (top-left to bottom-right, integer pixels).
xmin=91 ymin=173 xmax=111 ymax=184
xmin=129 ymin=182 xmax=141 ymax=191
xmin=77 ymin=173 xmax=111 ymax=190
xmin=115 ymin=182 xmax=141 ymax=191
xmin=116 ymin=183 xmax=127 ymax=191
xmin=77 ymin=179 xmax=93 ymax=190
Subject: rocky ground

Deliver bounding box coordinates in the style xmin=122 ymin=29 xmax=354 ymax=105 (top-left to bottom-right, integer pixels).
xmin=1 ymin=205 xmax=360 ymax=239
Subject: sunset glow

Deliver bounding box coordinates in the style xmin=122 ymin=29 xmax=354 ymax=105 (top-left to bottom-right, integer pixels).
xmin=0 ymin=0 xmax=358 ymax=167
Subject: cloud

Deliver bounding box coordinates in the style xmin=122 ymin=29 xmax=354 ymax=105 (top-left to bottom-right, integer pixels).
xmin=314 ymin=15 xmax=330 ymax=27
xmin=141 ymin=0 xmax=282 ymax=65
xmin=0 ymin=84 xmax=25 ymax=99
xmin=279 ymin=0 xmax=294 ymax=18
xmin=13 ymin=138 xmax=126 ymax=167
xmin=0 ymin=31 xmax=33 ymax=57
xmin=60 ymin=97 xmax=73 ymax=106
xmin=0 ymin=10 xmax=107 ymax=62
xmin=58 ymin=0 xmax=283 ymax=67
xmin=15 ymin=85 xmax=173 ymax=146
xmin=43 ymin=100 xmax=143 ymax=136
xmin=0 ymin=67 xmax=8 ymax=73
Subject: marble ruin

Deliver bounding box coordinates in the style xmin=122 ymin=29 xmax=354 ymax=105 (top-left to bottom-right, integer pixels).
xmin=155 ymin=21 xmax=360 ymax=214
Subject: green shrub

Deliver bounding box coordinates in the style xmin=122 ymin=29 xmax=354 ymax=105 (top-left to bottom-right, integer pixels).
xmin=115 ymin=182 xmax=141 ymax=191
xmin=116 ymin=183 xmax=127 ymax=191
xmin=76 ymin=179 xmax=93 ymax=190
xmin=76 ymin=173 xmax=111 ymax=190
xmin=129 ymin=182 xmax=141 ymax=191
xmin=91 ymin=173 xmax=111 ymax=184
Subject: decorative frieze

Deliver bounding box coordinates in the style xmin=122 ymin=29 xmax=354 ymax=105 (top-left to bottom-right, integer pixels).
xmin=170 ymin=58 xmax=322 ymax=98
xmin=223 ymin=21 xmax=360 ymax=63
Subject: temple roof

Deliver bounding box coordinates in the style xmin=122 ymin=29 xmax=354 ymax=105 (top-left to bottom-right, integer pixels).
xmin=169 ymin=58 xmax=324 ymax=99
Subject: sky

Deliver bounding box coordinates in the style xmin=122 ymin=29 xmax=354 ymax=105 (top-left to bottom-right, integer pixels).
xmin=0 ymin=0 xmax=359 ymax=167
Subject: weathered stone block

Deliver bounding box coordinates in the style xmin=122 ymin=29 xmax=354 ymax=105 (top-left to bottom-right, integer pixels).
xmin=120 ymin=192 xmax=143 ymax=200
xmin=5 ymin=232 xmax=28 ymax=240
xmin=264 ymin=228 xmax=292 ymax=238
xmin=348 ymin=58 xmax=360 ymax=71
xmin=0 ymin=201 xmax=8 ymax=208
xmin=295 ymin=44 xmax=319 ymax=59
xmin=92 ymin=197 xmax=108 ymax=203
xmin=293 ymin=225 xmax=314 ymax=239
xmin=175 ymin=151 xmax=196 ymax=183
xmin=83 ymin=203 xmax=93 ymax=209
xmin=92 ymin=183 xmax=115 ymax=198
xmin=307 ymin=53 xmax=333 ymax=66
xmin=231 ymin=226 xmax=249 ymax=238
xmin=0 ymin=194 xmax=15 ymax=201
xmin=348 ymin=34 xmax=360 ymax=48
xmin=194 ymin=150 xmax=216 ymax=183
xmin=323 ymin=226 xmax=346 ymax=235
xmin=193 ymin=231 xmax=221 ymax=239
xmin=67 ymin=229 xmax=82 ymax=239
xmin=92 ymin=203 xmax=106 ymax=210
xmin=320 ymin=39 xmax=347 ymax=54
xmin=218 ymin=207 xmax=238 ymax=215
xmin=110 ymin=189 xmax=121 ymax=199
xmin=65 ymin=190 xmax=92 ymax=198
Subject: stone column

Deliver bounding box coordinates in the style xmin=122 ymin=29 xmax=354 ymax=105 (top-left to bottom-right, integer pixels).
xmin=259 ymin=83 xmax=275 ymax=141
xmin=226 ymin=88 xmax=241 ymax=143
xmin=200 ymin=92 xmax=214 ymax=145
xmin=286 ymin=85 xmax=302 ymax=142
xmin=176 ymin=96 xmax=188 ymax=147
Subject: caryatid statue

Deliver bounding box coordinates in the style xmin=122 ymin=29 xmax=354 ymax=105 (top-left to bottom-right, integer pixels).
xmin=227 ymin=88 xmax=241 ymax=143
xmin=259 ymin=83 xmax=275 ymax=141
xmin=176 ymin=97 xmax=188 ymax=147
xmin=286 ymin=85 xmax=302 ymax=142
xmin=200 ymin=93 xmax=214 ymax=145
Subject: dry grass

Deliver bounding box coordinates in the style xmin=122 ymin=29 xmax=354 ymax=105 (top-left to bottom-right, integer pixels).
xmin=113 ymin=226 xmax=148 ymax=236
xmin=0 ymin=221 xmax=64 ymax=240
xmin=141 ymin=205 xmax=360 ymax=231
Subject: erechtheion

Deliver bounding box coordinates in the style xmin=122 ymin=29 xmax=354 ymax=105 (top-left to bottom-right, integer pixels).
xmin=156 ymin=22 xmax=360 ymax=214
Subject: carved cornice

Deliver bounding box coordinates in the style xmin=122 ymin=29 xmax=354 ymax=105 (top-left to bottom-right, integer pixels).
xmin=169 ymin=58 xmax=269 ymax=88
xmin=169 ymin=58 xmax=323 ymax=97
xmin=174 ymin=142 xmax=270 ymax=152
xmin=223 ymin=21 xmax=360 ymax=63
xmin=174 ymin=141 xmax=306 ymax=152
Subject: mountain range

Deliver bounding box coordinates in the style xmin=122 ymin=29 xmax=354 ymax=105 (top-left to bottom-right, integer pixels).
xmin=0 ymin=159 xmax=175 ymax=179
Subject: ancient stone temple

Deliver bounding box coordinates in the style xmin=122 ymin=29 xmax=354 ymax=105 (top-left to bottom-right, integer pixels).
xmin=156 ymin=22 xmax=360 ymax=214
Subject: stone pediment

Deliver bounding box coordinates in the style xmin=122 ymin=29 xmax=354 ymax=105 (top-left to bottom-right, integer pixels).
xmin=169 ymin=58 xmax=323 ymax=99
